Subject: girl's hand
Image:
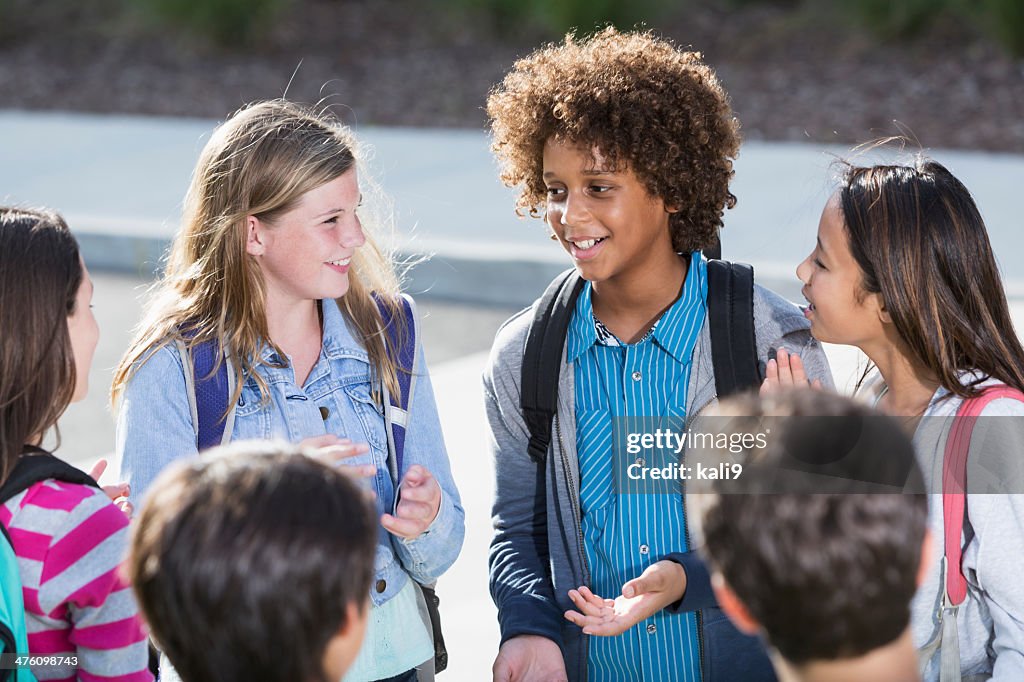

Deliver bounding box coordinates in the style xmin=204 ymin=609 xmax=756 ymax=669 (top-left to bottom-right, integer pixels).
xmin=88 ymin=459 xmax=133 ymax=518
xmin=563 ymin=560 xmax=687 ymax=636
xmin=760 ymin=348 xmax=823 ymax=396
xmin=298 ymin=434 xmax=376 ymax=480
xmin=381 ymin=465 xmax=442 ymax=540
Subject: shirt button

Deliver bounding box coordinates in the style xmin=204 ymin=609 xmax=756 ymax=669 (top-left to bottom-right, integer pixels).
xmin=375 ymin=579 xmax=387 ymax=593
xmin=639 ymin=544 xmax=649 ymax=555
xmin=647 ymin=623 xmax=657 ymax=635
xmin=632 ymin=371 xmax=642 ymax=382
xmin=635 ymin=457 xmax=645 ymax=467
xmin=319 ymin=406 xmax=330 ymax=420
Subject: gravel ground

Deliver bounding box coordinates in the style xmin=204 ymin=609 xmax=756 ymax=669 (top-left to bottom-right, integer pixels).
xmin=1 ymin=0 xmax=1022 ymax=152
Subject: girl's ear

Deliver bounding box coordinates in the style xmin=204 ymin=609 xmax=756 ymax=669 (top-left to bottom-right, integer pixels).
xmin=246 ymin=216 xmax=265 ymax=256
xmin=873 ymin=293 xmax=892 ymax=325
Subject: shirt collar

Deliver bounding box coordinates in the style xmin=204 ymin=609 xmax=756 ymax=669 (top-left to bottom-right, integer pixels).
xmin=566 ymin=252 xmax=708 ymax=365
xmin=567 ymin=282 xmax=599 ymax=363
xmin=651 ymin=252 xmax=707 ymax=364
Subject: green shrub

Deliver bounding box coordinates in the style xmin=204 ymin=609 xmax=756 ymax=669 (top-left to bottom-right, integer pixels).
xmin=446 ymin=0 xmax=674 ymax=37
xmin=979 ymin=0 xmax=1024 ymax=56
xmin=134 ymin=0 xmax=287 ymax=45
xmin=848 ymin=0 xmax=950 ymax=39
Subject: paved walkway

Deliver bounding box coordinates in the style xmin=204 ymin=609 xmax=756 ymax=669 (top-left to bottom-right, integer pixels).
xmin=3 ymin=110 xmax=1023 ymax=305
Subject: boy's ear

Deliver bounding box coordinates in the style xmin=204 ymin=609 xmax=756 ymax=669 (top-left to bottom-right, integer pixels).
xmin=916 ymin=528 xmax=934 ymax=589
xmin=712 ymin=573 xmax=761 ymax=636
xmin=246 ymin=216 xmax=266 ymax=256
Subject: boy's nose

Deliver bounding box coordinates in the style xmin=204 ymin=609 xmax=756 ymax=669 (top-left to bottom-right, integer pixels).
xmin=561 ymin=193 xmax=587 ymax=227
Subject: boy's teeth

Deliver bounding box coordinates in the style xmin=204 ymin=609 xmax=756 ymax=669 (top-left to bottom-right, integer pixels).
xmin=328 ymin=258 xmax=351 ymax=266
xmin=574 ymin=239 xmax=599 ymax=249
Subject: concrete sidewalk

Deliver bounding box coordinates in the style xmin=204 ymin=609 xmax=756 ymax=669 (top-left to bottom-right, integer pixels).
xmin=3 ymin=110 xmax=1023 ymax=306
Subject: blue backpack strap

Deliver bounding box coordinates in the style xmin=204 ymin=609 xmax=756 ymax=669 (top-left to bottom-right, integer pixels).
xmin=177 ymin=328 xmax=234 ymax=452
xmin=373 ymin=294 xmax=418 ymax=479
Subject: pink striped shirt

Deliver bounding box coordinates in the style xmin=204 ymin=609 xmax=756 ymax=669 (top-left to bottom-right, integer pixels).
xmin=0 ymin=479 xmax=153 ymax=681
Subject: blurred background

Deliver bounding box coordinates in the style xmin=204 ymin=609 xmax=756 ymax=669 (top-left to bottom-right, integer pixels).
xmin=1 ymin=0 xmax=1022 ymax=147
xmin=2 ymin=2 xmax=1023 ymax=679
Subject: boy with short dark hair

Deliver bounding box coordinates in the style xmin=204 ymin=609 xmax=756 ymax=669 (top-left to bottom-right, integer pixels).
xmin=696 ymin=389 xmax=928 ymax=682
xmin=128 ymin=441 xmax=377 ymax=682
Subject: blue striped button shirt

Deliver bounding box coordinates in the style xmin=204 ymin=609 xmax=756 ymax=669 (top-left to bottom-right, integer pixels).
xmin=568 ymin=252 xmax=707 ymax=682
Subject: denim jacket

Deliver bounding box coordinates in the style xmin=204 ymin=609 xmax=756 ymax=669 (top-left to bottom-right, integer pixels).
xmin=117 ymin=297 xmax=465 ymax=607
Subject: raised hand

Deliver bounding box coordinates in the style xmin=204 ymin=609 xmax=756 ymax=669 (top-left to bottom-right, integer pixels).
xmin=760 ymin=348 xmax=823 ymax=396
xmin=298 ymin=434 xmax=376 ymax=480
xmin=381 ymin=465 xmax=441 ymax=540
xmin=88 ymin=458 xmax=133 ymax=517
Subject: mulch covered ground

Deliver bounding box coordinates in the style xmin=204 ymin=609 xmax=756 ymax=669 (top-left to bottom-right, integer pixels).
xmin=1 ymin=0 xmax=1022 ymax=152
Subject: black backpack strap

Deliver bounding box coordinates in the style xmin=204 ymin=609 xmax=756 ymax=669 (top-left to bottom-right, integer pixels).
xmin=521 ymin=259 xmax=759 ymax=464
xmin=707 ymin=259 xmax=761 ymax=399
xmin=0 ymin=448 xmax=99 ymax=505
xmin=521 ymin=269 xmax=586 ymax=465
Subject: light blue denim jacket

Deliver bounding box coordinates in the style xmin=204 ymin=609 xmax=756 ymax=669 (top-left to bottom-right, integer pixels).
xmin=116 ymin=297 xmax=465 ymax=607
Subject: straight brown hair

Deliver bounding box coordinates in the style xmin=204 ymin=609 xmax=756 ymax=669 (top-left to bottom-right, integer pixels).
xmin=0 ymin=207 xmax=82 ymax=482
xmin=841 ymin=160 xmax=1024 ymax=397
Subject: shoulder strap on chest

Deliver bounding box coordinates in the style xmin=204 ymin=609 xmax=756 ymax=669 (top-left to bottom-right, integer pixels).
xmin=521 ymin=269 xmax=586 ymax=465
xmin=520 ymin=260 xmax=760 ymax=465
xmin=942 ymin=385 xmax=1024 ymax=606
xmin=176 ymin=331 xmax=236 ymax=452
xmin=706 ymin=259 xmax=760 ymax=399
xmin=0 ymin=448 xmax=99 ymax=506
xmin=374 ymin=294 xmax=419 ymax=480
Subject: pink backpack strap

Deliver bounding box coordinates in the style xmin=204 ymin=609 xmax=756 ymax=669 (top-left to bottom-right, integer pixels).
xmin=942 ymin=385 xmax=1024 ymax=605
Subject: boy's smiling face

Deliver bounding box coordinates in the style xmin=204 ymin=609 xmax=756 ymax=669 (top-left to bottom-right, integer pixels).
xmin=542 ymin=137 xmax=677 ymax=285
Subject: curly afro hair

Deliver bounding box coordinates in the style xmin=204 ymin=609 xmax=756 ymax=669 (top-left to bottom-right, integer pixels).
xmin=487 ymin=27 xmax=741 ymax=253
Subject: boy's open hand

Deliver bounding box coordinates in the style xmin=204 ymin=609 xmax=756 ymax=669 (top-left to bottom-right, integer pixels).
xmin=563 ymin=560 xmax=687 ymax=636
xmin=381 ymin=465 xmax=441 ymax=540
xmin=760 ymin=348 xmax=823 ymax=396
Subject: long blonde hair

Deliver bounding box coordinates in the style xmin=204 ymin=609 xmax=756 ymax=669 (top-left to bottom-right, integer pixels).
xmin=112 ymin=100 xmax=404 ymax=413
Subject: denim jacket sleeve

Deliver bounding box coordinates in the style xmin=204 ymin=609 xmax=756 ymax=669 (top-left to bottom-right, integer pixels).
xmin=116 ymin=344 xmax=197 ymax=502
xmin=390 ymin=339 xmax=466 ymax=584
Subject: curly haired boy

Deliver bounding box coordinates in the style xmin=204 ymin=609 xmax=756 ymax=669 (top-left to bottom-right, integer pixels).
xmin=484 ymin=28 xmax=833 ymax=682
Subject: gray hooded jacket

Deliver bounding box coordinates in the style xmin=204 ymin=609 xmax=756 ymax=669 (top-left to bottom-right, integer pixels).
xmin=484 ymin=282 xmax=833 ymax=681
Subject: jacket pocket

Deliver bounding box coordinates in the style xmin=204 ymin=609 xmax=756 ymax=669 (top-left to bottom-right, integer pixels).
xmin=342 ymin=382 xmax=387 ymax=452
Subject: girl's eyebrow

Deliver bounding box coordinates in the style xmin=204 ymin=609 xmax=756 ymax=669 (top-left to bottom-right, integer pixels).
xmin=816 ymin=236 xmax=829 ymax=259
xmin=313 ymin=207 xmax=345 ymax=219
